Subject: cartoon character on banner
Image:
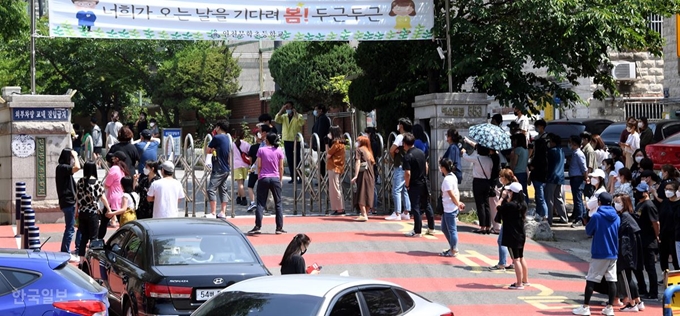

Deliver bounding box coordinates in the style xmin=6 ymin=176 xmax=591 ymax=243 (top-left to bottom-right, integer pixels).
xmin=72 ymin=0 xmax=99 ymax=31
xmin=389 ymin=0 xmax=417 ymax=31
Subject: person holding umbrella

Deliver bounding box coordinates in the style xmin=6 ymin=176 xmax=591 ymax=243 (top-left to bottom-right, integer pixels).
xmin=463 ymin=122 xmax=509 ymax=234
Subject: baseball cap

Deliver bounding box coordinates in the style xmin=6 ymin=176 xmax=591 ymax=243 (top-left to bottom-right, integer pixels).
xmin=161 ymin=161 xmax=175 ymax=173
xmin=141 ymin=129 xmax=152 ymax=139
xmin=598 ymin=192 xmax=613 ymax=205
xmin=588 ymin=169 xmax=606 ymax=179
xmin=504 ymin=182 xmax=523 ymax=193
xmin=635 ymin=182 xmax=650 ymax=192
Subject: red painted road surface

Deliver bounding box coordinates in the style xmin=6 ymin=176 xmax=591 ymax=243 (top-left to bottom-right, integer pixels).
xmin=0 ymin=216 xmax=665 ymax=315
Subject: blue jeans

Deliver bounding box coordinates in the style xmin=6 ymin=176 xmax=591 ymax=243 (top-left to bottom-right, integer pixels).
xmin=441 ymin=211 xmax=459 ymax=251
xmin=391 ymin=167 xmax=410 ymax=213
xmin=60 ymin=205 xmax=76 ymax=253
xmin=497 ymin=226 xmax=509 ymax=266
xmin=569 ymin=176 xmax=585 ymax=221
xmin=515 ymin=172 xmax=529 ymax=204
xmin=74 ymin=229 xmax=82 ymax=254
xmin=532 ymin=180 xmax=547 ymax=218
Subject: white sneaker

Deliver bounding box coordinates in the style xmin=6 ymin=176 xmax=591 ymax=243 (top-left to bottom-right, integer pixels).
xmin=619 ymin=304 xmax=638 ymax=312
xmin=635 ymin=302 xmax=644 ymax=311
xmin=204 ymin=213 xmax=216 ymax=218
xmin=426 ymin=228 xmax=435 ymax=235
xmin=572 ymin=305 xmax=591 ymax=316
xmin=385 ymin=213 xmax=401 ymax=221
xmin=601 ymin=305 xmax=615 ymax=316
xmin=69 ymin=254 xmax=79 ymax=263
xmin=400 ymin=213 xmax=411 ymax=220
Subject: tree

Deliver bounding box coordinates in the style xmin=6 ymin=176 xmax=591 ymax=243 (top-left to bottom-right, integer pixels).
xmin=350 ymin=0 xmax=676 ymax=119
xmin=0 ymin=0 xmax=29 ymax=42
xmin=348 ymin=41 xmax=444 ymax=131
xmin=150 ymin=42 xmax=241 ymax=129
xmin=268 ymin=42 xmax=360 ymax=113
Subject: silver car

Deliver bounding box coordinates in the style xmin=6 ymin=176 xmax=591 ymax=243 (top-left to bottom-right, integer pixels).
xmin=190 ymin=275 xmax=454 ymax=316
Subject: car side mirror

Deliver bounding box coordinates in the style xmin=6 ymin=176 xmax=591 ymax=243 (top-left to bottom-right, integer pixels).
xmin=111 ymin=244 xmax=122 ymax=255
xmin=106 ymin=251 xmax=117 ymax=263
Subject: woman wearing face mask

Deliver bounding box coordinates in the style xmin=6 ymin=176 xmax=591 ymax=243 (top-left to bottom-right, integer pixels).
xmin=135 ymin=160 xmax=160 ymax=219
xmin=280 ymin=234 xmax=318 ymax=275
xmin=659 ymin=182 xmax=680 ymax=274
xmin=620 ymin=121 xmax=640 ymax=169
xmin=612 ymin=194 xmax=645 ymax=312
xmin=657 ymin=165 xmax=680 ymax=201
xmin=585 ymin=169 xmax=608 ymax=218
xmin=629 ymin=149 xmax=647 ymax=181
xmin=615 ymin=168 xmax=635 ymax=205
xmin=489 ymin=169 xmax=519 ymax=271
xmin=326 ymin=126 xmax=346 ymax=216
xmin=497 ymin=182 xmax=529 ymax=289
xmin=439 ymin=158 xmax=464 ymax=257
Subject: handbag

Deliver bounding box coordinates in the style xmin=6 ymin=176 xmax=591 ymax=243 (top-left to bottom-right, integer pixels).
xmin=478 ymin=157 xmax=497 ymax=197
xmin=235 ymin=141 xmax=252 ymax=165
xmin=119 ymin=193 xmax=137 ymax=226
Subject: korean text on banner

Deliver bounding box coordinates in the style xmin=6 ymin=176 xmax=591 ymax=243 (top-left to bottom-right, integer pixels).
xmin=48 ymin=0 xmax=434 ymax=41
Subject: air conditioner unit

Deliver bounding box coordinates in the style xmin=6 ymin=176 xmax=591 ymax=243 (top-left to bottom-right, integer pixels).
xmin=612 ymin=62 xmax=637 ymax=80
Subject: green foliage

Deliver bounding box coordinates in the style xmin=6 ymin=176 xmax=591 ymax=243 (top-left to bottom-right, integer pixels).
xmin=325 ymin=76 xmax=351 ymax=106
xmin=0 ymin=0 xmax=29 ymax=41
xmin=348 ymin=41 xmax=443 ymax=130
xmin=268 ymin=42 xmax=360 ymax=114
xmin=240 ymin=121 xmax=257 ymax=145
xmin=150 ymin=42 xmax=241 ymax=127
xmin=445 ymin=0 xmax=676 ymax=111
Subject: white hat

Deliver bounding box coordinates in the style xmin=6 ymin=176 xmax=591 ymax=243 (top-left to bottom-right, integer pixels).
xmin=504 ymin=182 xmax=523 ymax=193
xmin=161 ymin=161 xmax=175 ymax=173
xmin=588 ymin=169 xmax=606 ymax=179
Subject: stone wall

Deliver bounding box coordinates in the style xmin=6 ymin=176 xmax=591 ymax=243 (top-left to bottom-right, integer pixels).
xmin=664 ymin=15 xmax=680 ymax=100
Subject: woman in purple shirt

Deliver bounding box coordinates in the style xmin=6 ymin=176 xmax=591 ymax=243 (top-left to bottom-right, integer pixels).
xmin=248 ymin=132 xmax=285 ymax=235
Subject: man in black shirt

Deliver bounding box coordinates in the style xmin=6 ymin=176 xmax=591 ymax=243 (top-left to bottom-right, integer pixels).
xmin=634 ymin=182 xmax=660 ymax=299
xmin=402 ymin=133 xmax=434 ymax=237
xmin=55 ymin=148 xmax=80 ymax=262
xmin=311 ymin=104 xmax=331 ymax=178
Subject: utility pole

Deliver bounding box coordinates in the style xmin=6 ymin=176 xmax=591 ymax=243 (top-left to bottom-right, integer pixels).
xmin=30 ymin=0 xmax=37 ymax=94
xmin=445 ymin=0 xmax=453 ymax=93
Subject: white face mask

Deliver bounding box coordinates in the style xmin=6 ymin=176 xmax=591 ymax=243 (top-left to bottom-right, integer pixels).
xmin=591 ymin=178 xmax=599 ymax=186
xmin=257 ymin=132 xmax=262 ymax=140
xmin=143 ymin=168 xmax=150 ymax=175
xmin=635 ymin=157 xmax=643 ymax=163
xmin=396 ymin=124 xmax=400 ymax=131
xmin=355 ymin=142 xmax=359 ymax=148
xmin=641 ymin=179 xmax=647 ymax=184
xmin=666 ymin=190 xmax=675 ymax=198
xmin=327 ymin=133 xmax=332 ymax=139
xmin=614 ymin=202 xmax=623 ymax=211
xmin=638 ymin=122 xmax=644 ymax=128
xmin=150 ymin=122 xmax=155 ymax=127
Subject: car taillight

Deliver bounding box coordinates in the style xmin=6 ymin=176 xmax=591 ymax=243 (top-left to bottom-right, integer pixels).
xmin=145 ymin=282 xmax=192 ymax=299
xmin=53 ymin=300 xmax=106 ymax=316
xmin=441 ymin=312 xmax=454 ymax=316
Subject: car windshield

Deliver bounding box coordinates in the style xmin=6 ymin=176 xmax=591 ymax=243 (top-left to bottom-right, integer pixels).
xmin=153 ymin=234 xmax=256 ymax=266
xmin=192 ymin=292 xmax=323 ymax=316
xmin=545 ymin=124 xmax=586 ymax=140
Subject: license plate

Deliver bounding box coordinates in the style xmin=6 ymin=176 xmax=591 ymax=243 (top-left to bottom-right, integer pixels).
xmin=195 ymin=288 xmax=222 ymax=301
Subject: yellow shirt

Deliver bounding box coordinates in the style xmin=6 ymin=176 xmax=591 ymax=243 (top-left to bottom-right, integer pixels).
xmin=274 ymin=113 xmax=306 ymax=142
xmin=395 ymin=16 xmax=411 ymax=30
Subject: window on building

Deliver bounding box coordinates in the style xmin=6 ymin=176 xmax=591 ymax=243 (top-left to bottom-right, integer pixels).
xmin=648 ymin=14 xmax=663 ymax=35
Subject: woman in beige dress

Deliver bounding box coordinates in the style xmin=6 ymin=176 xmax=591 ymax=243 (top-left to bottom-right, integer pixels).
xmin=351 ymin=135 xmax=375 ymax=221
xmin=326 ymin=126 xmax=346 ymax=216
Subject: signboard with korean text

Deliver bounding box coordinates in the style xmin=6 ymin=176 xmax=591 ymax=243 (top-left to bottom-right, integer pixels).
xmin=162 ymin=128 xmax=182 ymax=161
xmin=12 ymin=108 xmax=70 ymax=122
xmin=48 ymin=0 xmax=434 ymax=41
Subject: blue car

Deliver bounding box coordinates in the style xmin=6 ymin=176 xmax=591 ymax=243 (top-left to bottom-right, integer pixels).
xmin=0 ymin=249 xmax=109 ymax=316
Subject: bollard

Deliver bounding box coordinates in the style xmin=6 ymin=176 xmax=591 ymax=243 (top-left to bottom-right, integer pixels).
xmin=27 ymin=226 xmax=40 ymax=250
xmin=22 ymin=208 xmax=35 ymax=250
xmin=14 ymin=182 xmax=25 ymax=237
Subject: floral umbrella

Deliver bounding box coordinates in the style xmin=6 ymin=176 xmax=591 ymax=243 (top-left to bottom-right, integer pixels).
xmin=468 ymin=123 xmax=512 ymax=151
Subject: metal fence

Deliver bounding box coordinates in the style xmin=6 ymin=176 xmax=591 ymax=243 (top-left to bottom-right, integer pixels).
xmin=89 ymin=129 xmax=431 ymax=217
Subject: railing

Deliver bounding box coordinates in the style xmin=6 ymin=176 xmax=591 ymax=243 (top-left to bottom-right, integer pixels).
xmin=624 ymin=100 xmax=665 ymax=121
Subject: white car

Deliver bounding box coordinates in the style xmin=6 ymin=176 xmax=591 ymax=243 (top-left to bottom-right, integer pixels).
xmin=190 ymin=275 xmax=454 ymax=316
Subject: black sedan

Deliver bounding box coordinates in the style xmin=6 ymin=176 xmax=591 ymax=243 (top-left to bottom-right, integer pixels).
xmin=600 ymin=120 xmax=680 ymax=150
xmin=82 ymin=218 xmax=271 ymax=316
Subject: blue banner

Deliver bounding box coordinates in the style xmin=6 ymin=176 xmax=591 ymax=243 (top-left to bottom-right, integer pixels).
xmin=12 ymin=108 xmax=70 ymax=121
